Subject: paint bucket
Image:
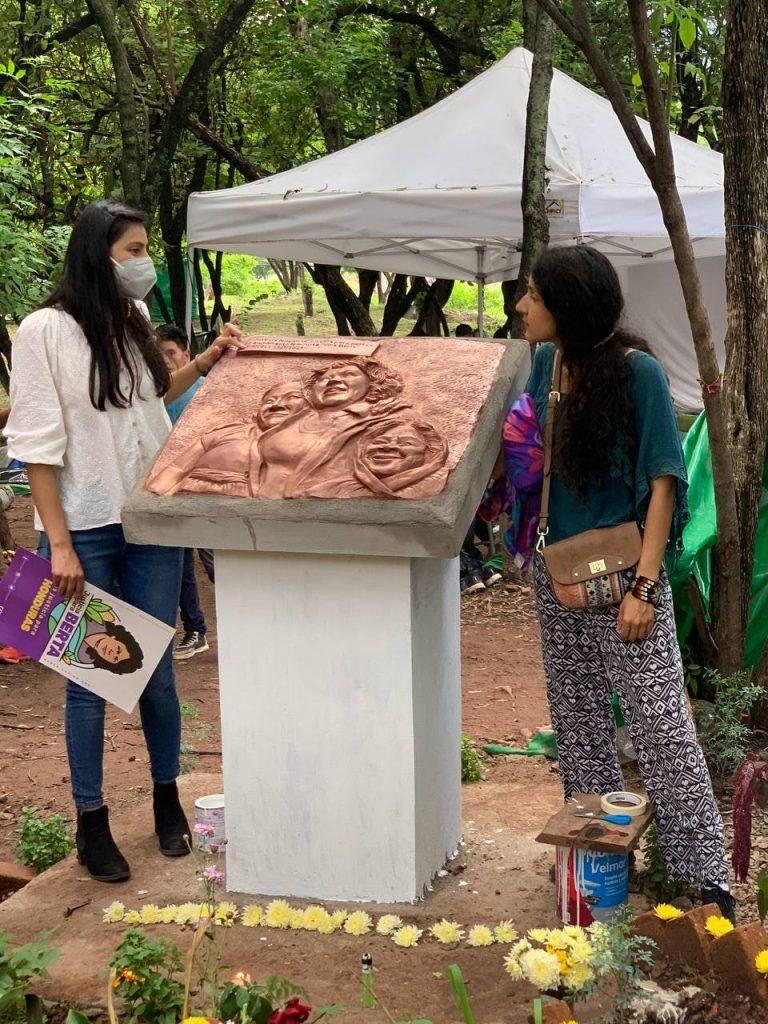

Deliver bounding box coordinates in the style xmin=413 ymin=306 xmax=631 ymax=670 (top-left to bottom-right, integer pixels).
xmin=555 ymin=845 xmax=629 ymax=925
xmin=194 ymin=793 xmax=225 ymax=852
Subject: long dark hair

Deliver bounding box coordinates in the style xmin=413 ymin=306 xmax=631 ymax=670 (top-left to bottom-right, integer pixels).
xmin=44 ymin=200 xmax=170 ymax=410
xmin=531 ymin=245 xmax=655 ymax=498
xmin=89 ymin=621 xmax=144 ymax=675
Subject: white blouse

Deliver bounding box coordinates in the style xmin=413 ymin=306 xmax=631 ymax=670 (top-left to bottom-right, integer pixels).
xmin=6 ymin=306 xmax=171 ymax=532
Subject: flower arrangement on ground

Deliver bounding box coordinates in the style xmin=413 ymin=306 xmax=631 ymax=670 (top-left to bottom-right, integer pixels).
xmin=504 ymin=925 xmax=596 ymax=998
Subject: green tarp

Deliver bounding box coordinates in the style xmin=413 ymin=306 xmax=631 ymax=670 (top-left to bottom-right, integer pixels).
xmin=149 ymin=261 xmax=198 ymax=323
xmin=671 ymin=412 xmax=768 ymax=668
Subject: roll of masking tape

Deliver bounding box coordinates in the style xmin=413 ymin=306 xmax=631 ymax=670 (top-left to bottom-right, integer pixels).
xmin=600 ymin=791 xmax=648 ymax=818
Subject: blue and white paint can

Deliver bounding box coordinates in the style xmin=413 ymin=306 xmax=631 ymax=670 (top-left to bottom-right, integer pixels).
xmin=556 ymin=845 xmax=629 ymax=925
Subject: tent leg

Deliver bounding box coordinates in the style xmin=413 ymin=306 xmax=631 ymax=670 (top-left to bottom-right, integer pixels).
xmin=185 ymin=246 xmax=195 ymax=343
xmin=476 ymin=246 xmax=486 ymax=337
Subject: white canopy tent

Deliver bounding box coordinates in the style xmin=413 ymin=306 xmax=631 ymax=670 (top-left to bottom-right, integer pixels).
xmin=186 ymin=46 xmax=726 ymax=411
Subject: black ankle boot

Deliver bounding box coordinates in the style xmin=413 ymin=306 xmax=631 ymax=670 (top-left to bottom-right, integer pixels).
xmin=701 ymin=883 xmax=737 ymax=924
xmin=153 ymin=781 xmax=191 ymax=857
xmin=76 ymin=806 xmax=130 ymax=883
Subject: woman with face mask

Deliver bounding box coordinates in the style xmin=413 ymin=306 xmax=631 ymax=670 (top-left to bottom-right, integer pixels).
xmin=5 ymin=199 xmax=242 ymax=883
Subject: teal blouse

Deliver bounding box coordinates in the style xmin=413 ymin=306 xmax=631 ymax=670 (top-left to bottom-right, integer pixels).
xmin=526 ymin=343 xmax=689 ymax=554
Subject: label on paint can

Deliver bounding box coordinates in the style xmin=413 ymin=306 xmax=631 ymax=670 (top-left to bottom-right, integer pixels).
xmin=556 ymin=846 xmax=629 ymax=925
xmin=194 ymin=793 xmax=225 ymax=852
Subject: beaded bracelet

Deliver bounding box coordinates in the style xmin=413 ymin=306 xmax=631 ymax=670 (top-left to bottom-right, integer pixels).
xmin=632 ymin=575 xmax=662 ymax=606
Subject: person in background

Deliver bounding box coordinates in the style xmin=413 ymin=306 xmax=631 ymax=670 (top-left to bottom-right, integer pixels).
xmin=156 ymin=324 xmax=213 ymax=660
xmin=6 ymin=199 xmax=242 ymax=883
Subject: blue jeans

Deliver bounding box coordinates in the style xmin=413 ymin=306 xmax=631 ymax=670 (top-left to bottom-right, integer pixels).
xmin=39 ymin=525 xmax=183 ymax=810
xmin=180 ymin=549 xmax=206 ymax=635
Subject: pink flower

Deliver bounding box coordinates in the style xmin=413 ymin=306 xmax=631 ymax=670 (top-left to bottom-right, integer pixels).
xmin=194 ymin=823 xmax=216 ymax=838
xmin=203 ymin=865 xmax=225 ymax=885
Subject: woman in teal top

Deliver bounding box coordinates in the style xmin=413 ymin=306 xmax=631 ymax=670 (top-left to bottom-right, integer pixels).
xmin=516 ymin=245 xmax=732 ymax=919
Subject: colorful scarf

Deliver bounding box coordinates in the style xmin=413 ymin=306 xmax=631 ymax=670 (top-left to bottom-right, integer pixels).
xmin=478 ymin=392 xmax=544 ymax=571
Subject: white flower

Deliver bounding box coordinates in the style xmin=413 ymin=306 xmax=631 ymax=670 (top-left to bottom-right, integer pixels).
xmin=519 ymin=948 xmax=562 ymax=990
xmin=376 ymin=914 xmax=403 ymax=936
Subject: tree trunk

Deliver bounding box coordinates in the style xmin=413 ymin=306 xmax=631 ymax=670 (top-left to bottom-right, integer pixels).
xmin=414 ymin=279 xmax=453 ymax=335
xmin=534 ymin=0 xmax=745 ymax=675
xmin=358 ymin=270 xmax=379 ymax=312
xmin=310 ymin=265 xmax=376 ymax=336
xmin=0 ymin=319 xmax=12 ymax=394
xmin=87 ymin=0 xmax=143 ymax=207
xmin=508 ymin=0 xmax=554 ymax=339
xmin=722 ymin=0 xmax=768 ymax=661
xmin=298 ymin=264 xmax=314 ymax=317
xmin=268 ymin=260 xmax=294 ymax=292
xmin=380 ymin=275 xmax=427 ymax=336
xmin=192 ymin=249 xmax=209 ymax=340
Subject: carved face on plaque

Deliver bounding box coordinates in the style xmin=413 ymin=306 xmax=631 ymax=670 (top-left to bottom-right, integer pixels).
xmin=144 ymin=336 xmax=505 ymax=502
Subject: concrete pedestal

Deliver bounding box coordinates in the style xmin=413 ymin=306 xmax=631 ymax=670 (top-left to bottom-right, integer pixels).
xmin=215 ymin=549 xmax=461 ymax=903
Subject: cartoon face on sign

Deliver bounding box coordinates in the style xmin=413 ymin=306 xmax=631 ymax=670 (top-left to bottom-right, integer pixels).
xmin=145 ymin=354 xmax=450 ymax=501
xmin=48 ymin=597 xmax=144 ymax=675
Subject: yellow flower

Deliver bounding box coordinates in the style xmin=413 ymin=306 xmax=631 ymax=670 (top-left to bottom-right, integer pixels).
xmin=503 ymin=951 xmax=524 ymax=981
xmin=705 ymin=915 xmax=734 ymax=938
xmin=158 ymin=905 xmax=179 ymax=925
xmin=344 ymin=911 xmax=373 ymax=936
xmin=376 ymin=914 xmax=403 ymax=936
xmin=756 ymin=950 xmax=768 ymax=975
xmin=519 ymin=948 xmax=562 ymax=990
xmin=510 ymin=938 xmax=531 ymax=957
xmin=467 ymin=925 xmax=495 ymax=947
xmin=215 ymin=901 xmax=238 ymax=927
xmin=303 ymin=905 xmax=328 ymax=931
xmin=392 ymin=925 xmax=423 ymax=948
xmin=265 ymin=899 xmax=293 ymax=929
xmin=564 ymin=925 xmax=587 ymax=942
xmin=330 ymin=910 xmax=348 ymax=928
xmin=102 ymin=901 xmax=125 ymax=924
xmin=528 ymin=927 xmax=551 ymax=944
xmin=430 ymin=919 xmax=464 ymax=945
xmin=317 ymin=912 xmax=341 ymax=934
xmin=546 ymin=929 xmax=569 ymax=950
xmin=233 ymin=970 xmax=252 ymax=986
xmin=140 ymin=904 xmax=162 ymax=925
xmin=123 ymin=910 xmax=141 ymax=926
xmin=242 ymin=905 xmax=264 ymax=928
xmin=567 ymin=938 xmax=594 ymax=965
xmin=654 ymin=903 xmax=684 ymax=921
xmin=174 ymin=903 xmax=198 ymax=926
xmin=564 ymin=962 xmax=595 ymax=991
xmin=181 ymin=1018 xmax=211 ymax=1024
xmin=288 ymin=909 xmax=306 ymax=929
xmin=494 ymin=920 xmax=518 ymax=944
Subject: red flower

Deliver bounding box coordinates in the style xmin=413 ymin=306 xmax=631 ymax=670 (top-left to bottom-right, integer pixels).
xmin=267 ymin=997 xmax=312 ymax=1024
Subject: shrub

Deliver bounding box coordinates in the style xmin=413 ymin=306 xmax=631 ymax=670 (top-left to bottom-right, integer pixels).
xmin=461 ymin=735 xmax=486 ymax=783
xmin=16 ymin=806 xmax=75 ymax=873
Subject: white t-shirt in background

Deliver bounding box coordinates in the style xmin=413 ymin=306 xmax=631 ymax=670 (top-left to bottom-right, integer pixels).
xmin=6 ymin=305 xmax=171 ymax=532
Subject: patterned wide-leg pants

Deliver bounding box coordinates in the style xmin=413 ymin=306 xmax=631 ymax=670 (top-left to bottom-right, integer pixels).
xmin=534 ymin=558 xmax=729 ymax=888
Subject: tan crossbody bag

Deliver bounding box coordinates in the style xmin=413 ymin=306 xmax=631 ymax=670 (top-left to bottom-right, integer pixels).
xmin=536 ymin=349 xmax=642 ymax=609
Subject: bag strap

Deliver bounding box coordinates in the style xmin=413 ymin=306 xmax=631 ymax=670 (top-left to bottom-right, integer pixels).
xmin=537 ymin=348 xmax=562 ymax=547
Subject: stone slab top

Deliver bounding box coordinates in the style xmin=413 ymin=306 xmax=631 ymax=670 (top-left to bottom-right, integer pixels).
xmin=122 ymin=337 xmax=529 ymax=558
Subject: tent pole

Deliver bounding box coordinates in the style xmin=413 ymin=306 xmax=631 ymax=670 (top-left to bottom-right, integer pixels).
xmin=185 ymin=246 xmax=195 ymax=343
xmin=476 ymin=245 xmax=486 ymax=337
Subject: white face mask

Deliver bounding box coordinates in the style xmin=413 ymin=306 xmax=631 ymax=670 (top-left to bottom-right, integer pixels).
xmin=111 ymin=256 xmax=157 ymax=300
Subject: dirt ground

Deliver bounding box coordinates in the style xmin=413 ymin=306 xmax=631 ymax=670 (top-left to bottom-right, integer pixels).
xmin=0 ymin=495 xmax=766 ymax=1022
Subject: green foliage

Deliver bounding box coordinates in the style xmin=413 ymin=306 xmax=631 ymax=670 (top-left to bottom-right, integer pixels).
xmin=108 ymin=929 xmax=184 ymax=1024
xmin=588 ymin=907 xmax=656 ymax=1021
xmin=0 ymin=931 xmax=59 ymax=1014
xmin=699 ymin=669 xmax=763 ymax=780
xmin=179 ymin=741 xmax=198 ymax=774
xmin=179 ymin=700 xmax=199 ymax=720
xmin=639 ymin=822 xmax=686 ymax=903
xmin=217 ymin=975 xmax=311 ymax=1024
xmin=447 ymin=964 xmax=474 ymax=1024
xmin=461 ymin=735 xmax=486 ymax=784
xmin=16 ymin=806 xmax=74 ymax=874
